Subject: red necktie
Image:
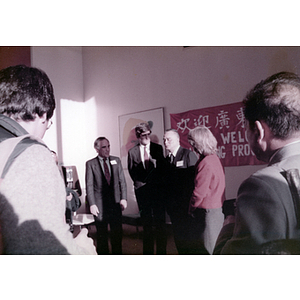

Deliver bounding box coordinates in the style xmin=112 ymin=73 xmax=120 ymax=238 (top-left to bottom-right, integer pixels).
xmin=104 ymin=158 xmax=111 ymax=184
xmin=144 ymin=146 xmax=149 ymax=169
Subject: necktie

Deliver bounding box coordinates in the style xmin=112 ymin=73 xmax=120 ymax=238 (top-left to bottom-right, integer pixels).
xmin=103 ymin=158 xmax=111 ymax=184
xmin=170 ymin=154 xmax=174 ymax=164
xmin=144 ymin=146 xmax=149 ymax=169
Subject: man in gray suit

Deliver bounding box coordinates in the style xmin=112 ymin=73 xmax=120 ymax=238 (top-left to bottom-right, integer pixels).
xmin=86 ymin=137 xmax=127 ymax=254
xmin=214 ymin=72 xmax=300 ymax=254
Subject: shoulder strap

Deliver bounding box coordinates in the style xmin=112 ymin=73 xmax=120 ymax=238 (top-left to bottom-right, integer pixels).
xmin=283 ymin=168 xmax=300 ymax=230
xmin=0 ymin=134 xmax=47 ymax=181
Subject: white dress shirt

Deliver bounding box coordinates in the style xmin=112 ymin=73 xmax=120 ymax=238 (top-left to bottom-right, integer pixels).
xmin=139 ymin=144 xmax=151 ymax=168
xmin=169 ymin=145 xmax=180 ymax=159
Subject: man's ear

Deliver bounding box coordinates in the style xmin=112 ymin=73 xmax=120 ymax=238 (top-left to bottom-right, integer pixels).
xmin=254 ymin=120 xmax=265 ymax=142
xmin=255 ymin=120 xmax=271 ymax=153
xmin=40 ymin=113 xmax=47 ymax=124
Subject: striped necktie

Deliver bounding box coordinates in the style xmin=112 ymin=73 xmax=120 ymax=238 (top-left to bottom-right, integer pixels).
xmin=103 ymin=158 xmax=111 ymax=184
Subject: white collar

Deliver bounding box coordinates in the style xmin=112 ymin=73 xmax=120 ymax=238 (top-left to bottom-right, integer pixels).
xmin=98 ymin=156 xmax=109 ymax=161
xmin=140 ymin=143 xmax=150 ymax=150
xmin=170 ymin=145 xmax=180 ymax=157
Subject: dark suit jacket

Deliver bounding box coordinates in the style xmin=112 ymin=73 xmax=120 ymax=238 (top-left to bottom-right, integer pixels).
xmin=85 ymin=155 xmax=127 ymax=221
xmin=164 ymin=146 xmax=198 ymax=211
xmin=127 ymin=142 xmax=164 ymax=189
xmin=172 ymin=146 xmax=198 ymax=169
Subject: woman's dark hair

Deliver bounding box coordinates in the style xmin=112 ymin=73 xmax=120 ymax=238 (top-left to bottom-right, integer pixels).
xmin=0 ymin=65 xmax=55 ymax=121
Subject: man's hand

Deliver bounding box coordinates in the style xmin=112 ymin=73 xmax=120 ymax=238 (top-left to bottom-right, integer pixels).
xmin=74 ymin=228 xmax=97 ymax=255
xmin=66 ymin=193 xmax=73 ymax=201
xmin=90 ymin=204 xmax=99 ymax=216
xmin=120 ymin=199 xmax=127 ymax=211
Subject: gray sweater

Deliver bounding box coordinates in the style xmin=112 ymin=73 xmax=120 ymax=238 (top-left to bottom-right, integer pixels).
xmin=0 ymin=115 xmax=89 ymax=254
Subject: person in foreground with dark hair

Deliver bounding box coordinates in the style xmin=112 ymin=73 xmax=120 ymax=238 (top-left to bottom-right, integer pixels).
xmin=214 ymin=71 xmax=300 ymax=254
xmin=0 ymin=65 xmax=96 ymax=254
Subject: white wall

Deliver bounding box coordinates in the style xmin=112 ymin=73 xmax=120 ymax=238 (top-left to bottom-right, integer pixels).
xmin=31 ymin=46 xmax=88 ymax=188
xmin=82 ymin=46 xmax=300 ymax=203
xmin=31 ymin=46 xmax=300 ymax=213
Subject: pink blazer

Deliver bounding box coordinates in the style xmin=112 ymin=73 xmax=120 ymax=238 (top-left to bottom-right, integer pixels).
xmin=189 ymin=153 xmax=225 ymax=211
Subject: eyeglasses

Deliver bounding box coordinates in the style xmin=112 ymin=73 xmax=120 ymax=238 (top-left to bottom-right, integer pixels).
xmin=46 ymin=119 xmax=53 ymax=130
xmin=140 ymin=132 xmax=151 ymax=138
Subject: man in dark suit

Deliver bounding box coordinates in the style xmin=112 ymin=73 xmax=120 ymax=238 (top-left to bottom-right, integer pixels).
xmin=127 ymin=122 xmax=167 ymax=254
xmin=86 ymin=137 xmax=127 ymax=254
xmin=163 ymin=129 xmax=198 ymax=254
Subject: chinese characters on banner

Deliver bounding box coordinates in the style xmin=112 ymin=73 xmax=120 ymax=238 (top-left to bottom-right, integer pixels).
xmin=170 ymin=102 xmax=264 ymax=167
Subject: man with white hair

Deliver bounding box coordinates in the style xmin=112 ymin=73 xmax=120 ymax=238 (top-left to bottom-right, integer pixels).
xmin=163 ymin=129 xmax=197 ymax=254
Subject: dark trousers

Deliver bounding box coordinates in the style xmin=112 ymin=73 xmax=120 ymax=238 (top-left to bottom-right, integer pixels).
xmin=168 ymin=206 xmax=208 ymax=255
xmin=135 ymin=184 xmax=167 ymax=255
xmin=170 ymin=212 xmax=192 ymax=254
xmin=165 ymin=197 xmax=191 ymax=255
xmin=95 ymin=205 xmax=122 ymax=255
xmin=189 ymin=208 xmax=223 ymax=255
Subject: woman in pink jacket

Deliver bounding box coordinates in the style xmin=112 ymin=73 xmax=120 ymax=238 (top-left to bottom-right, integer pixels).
xmin=187 ymin=126 xmax=226 ymax=254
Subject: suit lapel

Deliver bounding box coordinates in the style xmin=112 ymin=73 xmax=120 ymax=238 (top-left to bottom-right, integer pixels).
xmin=93 ymin=157 xmax=102 ymax=175
xmin=109 ymin=156 xmax=116 ymax=185
xmin=133 ymin=144 xmax=142 ymax=163
xmin=174 ymin=146 xmax=183 ymax=164
xmin=93 ymin=157 xmax=106 ymax=186
xmin=149 ymin=142 xmax=154 ymax=157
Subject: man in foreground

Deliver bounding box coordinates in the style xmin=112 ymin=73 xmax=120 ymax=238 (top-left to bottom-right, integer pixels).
xmin=214 ymin=71 xmax=300 ymax=254
xmin=0 ymin=65 xmax=96 ymax=254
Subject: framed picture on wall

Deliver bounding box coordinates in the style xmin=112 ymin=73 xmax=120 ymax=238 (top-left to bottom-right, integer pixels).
xmin=118 ymin=107 xmax=165 ymax=168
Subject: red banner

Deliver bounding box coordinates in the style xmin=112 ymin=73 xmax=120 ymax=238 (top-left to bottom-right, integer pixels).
xmin=170 ymin=102 xmax=264 ymax=167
